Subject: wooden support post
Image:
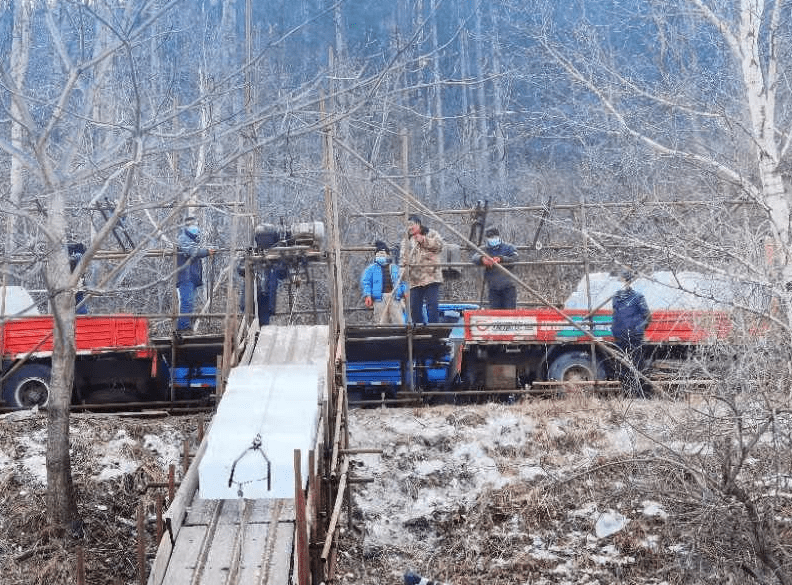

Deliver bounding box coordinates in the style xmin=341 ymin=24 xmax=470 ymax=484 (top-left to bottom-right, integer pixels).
xmin=294 ymin=449 xmax=310 ymax=585
xmin=137 ymin=502 xmax=146 ymax=585
xmin=343 ymin=390 xmax=352 ymax=533
xmin=76 ymin=546 xmax=85 ymax=585
xmin=330 ymin=385 xmax=345 ymax=477
xmin=156 ymin=493 xmax=163 ymax=544
xmin=168 ymin=464 xmax=175 ymax=504
xmin=321 ymin=456 xmax=349 ymax=563
xmin=182 ymin=439 xmax=190 ymax=477
xmin=309 ymin=448 xmax=322 ymax=579
xmin=216 ymin=354 xmax=224 ymax=397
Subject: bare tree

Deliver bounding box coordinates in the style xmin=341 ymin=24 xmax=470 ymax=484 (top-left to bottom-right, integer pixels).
xmin=522 ymin=0 xmax=792 ymax=298
xmin=497 ymin=2 xmax=792 ymax=581
xmin=0 ymin=0 xmax=331 ymax=529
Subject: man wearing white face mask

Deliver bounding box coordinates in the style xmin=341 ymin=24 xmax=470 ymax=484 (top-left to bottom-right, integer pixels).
xmin=360 ymin=240 xmax=407 ymax=324
xmin=471 ymin=226 xmax=519 ymax=309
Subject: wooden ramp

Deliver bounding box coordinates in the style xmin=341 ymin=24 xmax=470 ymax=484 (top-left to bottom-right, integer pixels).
xmin=147 ymin=442 xmax=300 ymax=585
xmin=155 ymin=498 xmax=295 ymax=585
xmin=149 ymin=325 xmax=330 ymax=585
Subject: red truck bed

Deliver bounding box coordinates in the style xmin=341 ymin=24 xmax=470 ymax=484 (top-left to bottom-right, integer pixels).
xmin=463 ymin=309 xmax=732 ymax=344
xmin=1 ymin=315 xmax=153 ymax=360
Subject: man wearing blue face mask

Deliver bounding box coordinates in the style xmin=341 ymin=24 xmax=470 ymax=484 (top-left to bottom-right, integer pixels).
xmin=176 ymin=217 xmax=215 ymax=331
xmin=360 ymin=240 xmax=407 ymax=324
xmin=471 ymin=226 xmax=519 ymax=309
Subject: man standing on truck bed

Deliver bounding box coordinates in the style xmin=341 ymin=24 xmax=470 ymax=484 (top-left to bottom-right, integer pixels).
xmin=612 ymin=270 xmax=651 ymax=397
xmin=176 ymin=217 xmax=214 ymax=331
xmin=401 ymin=214 xmax=444 ymax=324
xmin=471 ymin=226 xmax=519 ymax=309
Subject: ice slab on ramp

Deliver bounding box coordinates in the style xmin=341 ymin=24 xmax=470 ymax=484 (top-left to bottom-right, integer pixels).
xmin=199 ymin=326 xmax=328 ymax=499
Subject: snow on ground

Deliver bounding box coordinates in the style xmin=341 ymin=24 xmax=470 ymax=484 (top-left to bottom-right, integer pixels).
xmin=336 ymin=395 xmax=704 ymax=585
xmin=0 ymin=395 xmax=780 ymax=585
xmin=0 ymin=410 xmax=201 ymax=585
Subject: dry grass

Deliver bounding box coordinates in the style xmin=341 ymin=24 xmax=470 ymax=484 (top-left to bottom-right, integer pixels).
xmin=0 ymin=412 xmax=200 ymax=585
xmin=337 ymin=394 xmax=792 ymax=585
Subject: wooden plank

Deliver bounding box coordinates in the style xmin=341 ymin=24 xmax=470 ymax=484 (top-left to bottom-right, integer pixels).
xmin=185 ymin=498 xmax=295 ymax=527
xmin=146 ymin=530 xmax=173 ymax=585
xmin=257 ymin=521 xmax=296 ymax=585
xmin=164 ymin=439 xmax=208 ymax=535
xmin=198 ymin=521 xmax=239 ymax=583
xmin=161 ymin=525 xmax=210 ymax=583
xmin=234 ymin=523 xmax=273 ymax=583
xmin=239 ymin=320 xmax=260 ymax=365
xmin=182 ymin=499 xmax=219 ymax=526
xmin=249 ymin=499 xmax=295 ymax=523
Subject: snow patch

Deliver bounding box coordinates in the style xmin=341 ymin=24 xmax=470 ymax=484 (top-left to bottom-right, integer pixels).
xmin=94 ymin=430 xmax=139 ymax=481
xmin=641 ymin=500 xmax=668 ymax=520
xmin=594 ymin=510 xmax=628 ymax=539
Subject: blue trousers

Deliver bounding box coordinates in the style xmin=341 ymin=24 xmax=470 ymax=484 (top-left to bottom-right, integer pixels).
xmin=177 ymin=281 xmax=196 ymax=330
xmin=615 ymin=333 xmax=648 ymax=396
xmin=489 ymin=285 xmax=516 ymax=309
xmin=409 ymin=282 xmax=440 ymax=324
xmin=75 ymin=291 xmax=88 ymax=315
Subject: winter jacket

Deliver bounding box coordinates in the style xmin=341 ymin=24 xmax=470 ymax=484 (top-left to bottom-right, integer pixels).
xmin=400 ymin=228 xmax=444 ymax=288
xmin=471 ymin=241 xmax=518 ymax=290
xmin=360 ymin=262 xmax=406 ymax=301
xmin=611 ymin=287 xmax=651 ymax=340
xmin=177 ymin=229 xmax=210 ymax=287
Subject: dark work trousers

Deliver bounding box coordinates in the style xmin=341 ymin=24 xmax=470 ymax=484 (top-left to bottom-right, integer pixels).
xmin=409 ymin=282 xmax=440 ymax=324
xmin=489 ymin=285 xmax=517 ymax=309
xmin=256 ymin=268 xmax=280 ymax=325
xmin=177 ymin=281 xmax=197 ymax=330
xmin=75 ymin=291 xmax=88 ymax=315
xmin=615 ymin=333 xmax=649 ymax=397
xmin=239 ymin=269 xmax=281 ymax=325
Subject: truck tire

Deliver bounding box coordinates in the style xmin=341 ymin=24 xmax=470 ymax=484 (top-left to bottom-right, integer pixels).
xmin=547 ymin=351 xmax=605 ymax=383
xmin=2 ymin=363 xmax=51 ymax=409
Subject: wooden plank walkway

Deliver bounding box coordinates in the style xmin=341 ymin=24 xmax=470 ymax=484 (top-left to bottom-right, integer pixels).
xmin=159 ymin=498 xmax=295 ymax=585
xmin=148 ymin=326 xmax=331 ymax=585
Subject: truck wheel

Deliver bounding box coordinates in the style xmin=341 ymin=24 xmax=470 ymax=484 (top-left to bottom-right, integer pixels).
xmin=548 ymin=351 xmax=605 ymax=383
xmin=2 ymin=364 xmax=51 ymax=409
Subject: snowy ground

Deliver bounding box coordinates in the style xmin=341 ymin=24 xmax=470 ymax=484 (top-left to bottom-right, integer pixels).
xmin=335 ymin=395 xmax=734 ymax=585
xmin=0 ymin=395 xmax=776 ymax=584
xmin=0 ymin=409 xmax=201 ymax=585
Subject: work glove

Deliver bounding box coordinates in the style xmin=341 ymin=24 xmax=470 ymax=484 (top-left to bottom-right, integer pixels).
xmin=364 ymin=296 xmax=374 ymax=308
xmin=482 ymin=257 xmax=494 ymax=267
xmin=493 ymin=256 xmax=501 ymax=263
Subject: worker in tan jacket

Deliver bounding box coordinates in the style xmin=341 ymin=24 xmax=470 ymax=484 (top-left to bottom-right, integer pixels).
xmin=400 ymin=214 xmax=444 ymax=324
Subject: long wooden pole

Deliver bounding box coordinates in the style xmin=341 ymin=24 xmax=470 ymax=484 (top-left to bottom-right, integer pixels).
xmin=320 ymin=456 xmax=349 ymax=563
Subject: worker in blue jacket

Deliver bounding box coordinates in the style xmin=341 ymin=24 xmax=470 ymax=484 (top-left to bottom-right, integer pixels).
xmin=611 ymin=270 xmax=651 ymax=396
xmin=176 ymin=217 xmax=214 ymax=331
xmin=471 ymin=227 xmax=519 ymax=309
xmin=360 ymin=241 xmax=407 ymax=324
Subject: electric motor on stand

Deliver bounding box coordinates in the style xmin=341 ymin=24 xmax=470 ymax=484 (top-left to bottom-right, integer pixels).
xmin=254 ymin=221 xmax=325 ymax=251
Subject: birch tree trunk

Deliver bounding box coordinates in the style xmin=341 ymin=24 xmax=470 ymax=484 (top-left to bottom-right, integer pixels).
xmin=488 ymin=3 xmax=507 ymax=193
xmin=430 ymin=0 xmax=446 ymax=201
xmin=473 ymin=3 xmax=489 ymax=199
xmin=686 ymin=0 xmax=791 ymax=315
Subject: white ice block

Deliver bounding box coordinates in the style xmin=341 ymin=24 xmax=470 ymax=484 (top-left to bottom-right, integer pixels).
xmin=198 ymin=363 xmax=324 ymax=499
